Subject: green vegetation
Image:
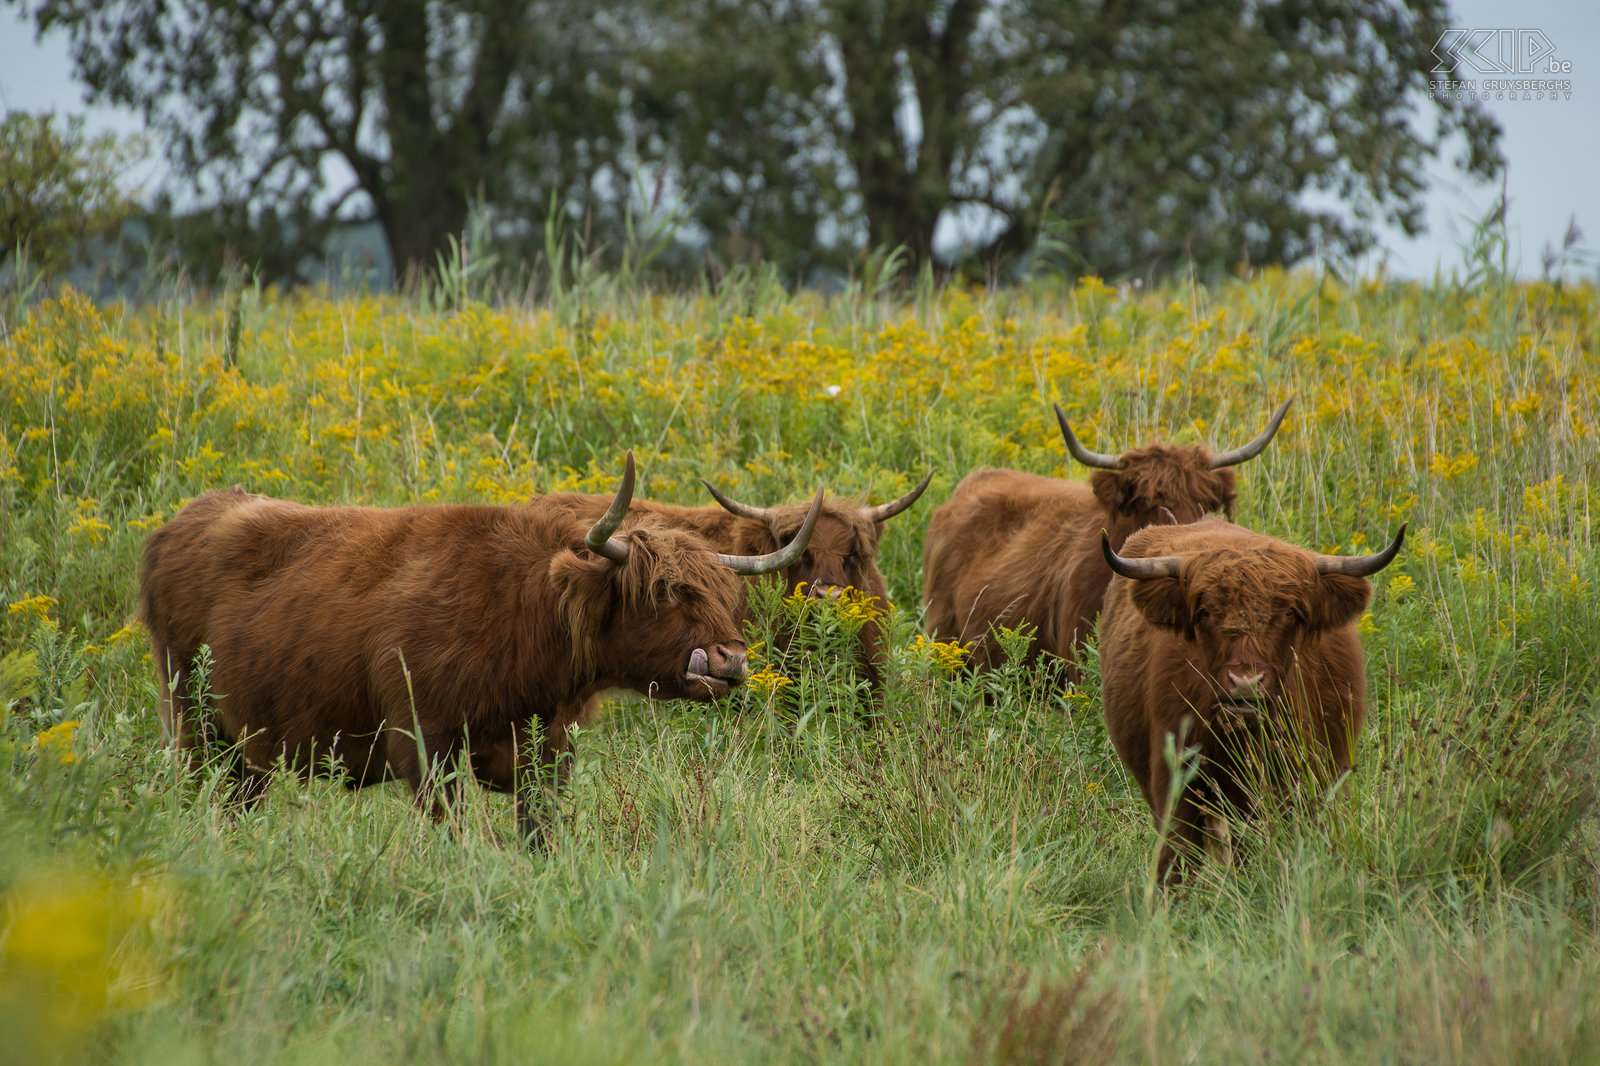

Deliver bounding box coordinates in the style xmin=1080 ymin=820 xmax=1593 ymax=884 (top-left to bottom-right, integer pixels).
xmin=1 ymin=272 xmax=1597 ymax=1063
xmin=11 ymin=0 xmax=1499 ymax=280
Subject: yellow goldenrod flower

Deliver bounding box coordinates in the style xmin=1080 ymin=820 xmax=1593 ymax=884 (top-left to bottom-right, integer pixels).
xmin=6 ymin=594 xmax=57 ymax=622
xmin=34 ymin=719 xmax=81 ymax=765
xmin=912 ymin=634 xmax=969 ymax=676
xmin=746 ymin=669 xmax=794 ymax=697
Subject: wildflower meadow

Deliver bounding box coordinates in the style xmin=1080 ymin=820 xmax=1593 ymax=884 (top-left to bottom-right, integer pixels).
xmin=1 ymin=269 xmax=1597 ymax=1063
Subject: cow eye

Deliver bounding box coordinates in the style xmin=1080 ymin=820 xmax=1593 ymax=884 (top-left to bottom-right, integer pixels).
xmin=1195 ymin=608 xmax=1211 ymax=622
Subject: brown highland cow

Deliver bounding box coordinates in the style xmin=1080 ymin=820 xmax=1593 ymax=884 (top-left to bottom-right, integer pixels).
xmin=137 ymin=452 xmax=823 ymax=845
xmin=1099 ymin=518 xmax=1404 ymax=881
xmin=923 ymin=399 xmax=1291 ymax=678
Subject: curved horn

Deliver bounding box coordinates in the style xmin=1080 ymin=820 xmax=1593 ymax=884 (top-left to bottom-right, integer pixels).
xmin=699 ymin=478 xmax=774 ymax=521
xmin=1055 ymin=403 xmax=1124 ymax=470
xmin=1101 ymin=530 xmax=1182 ymax=580
xmin=1209 ymin=396 xmax=1294 ymax=469
xmin=1313 ymin=523 xmax=1407 ymax=577
xmin=864 ymin=469 xmax=935 ymax=523
xmin=583 ymin=451 xmax=636 ymax=564
xmin=716 ymin=488 xmax=825 ymax=575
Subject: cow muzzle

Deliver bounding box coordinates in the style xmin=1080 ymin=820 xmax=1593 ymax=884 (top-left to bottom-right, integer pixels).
xmin=685 ymin=644 xmax=749 ymax=696
xmin=807 ymin=583 xmax=846 ymax=602
xmin=1220 ymin=660 xmax=1272 ymax=700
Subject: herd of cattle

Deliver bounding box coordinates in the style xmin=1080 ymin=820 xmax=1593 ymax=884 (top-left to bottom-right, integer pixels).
xmin=138 ymin=397 xmax=1402 ymax=880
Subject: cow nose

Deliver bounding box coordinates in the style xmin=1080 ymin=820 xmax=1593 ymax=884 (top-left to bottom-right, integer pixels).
xmin=1222 ymin=664 xmax=1268 ymax=698
xmin=707 ymin=644 xmax=749 ymax=683
xmin=808 ymin=584 xmax=845 ymax=602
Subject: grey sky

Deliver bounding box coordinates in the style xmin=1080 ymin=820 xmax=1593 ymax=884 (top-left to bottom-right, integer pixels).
xmin=1 ymin=0 xmax=1594 ymax=280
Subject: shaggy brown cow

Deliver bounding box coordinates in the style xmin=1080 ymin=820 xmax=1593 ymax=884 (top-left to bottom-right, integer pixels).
xmin=1099 ymin=519 xmax=1404 ymax=881
xmin=922 ymin=399 xmax=1291 ymax=678
xmin=548 ymin=470 xmax=933 ymax=689
xmin=137 ymin=452 xmax=823 ymax=845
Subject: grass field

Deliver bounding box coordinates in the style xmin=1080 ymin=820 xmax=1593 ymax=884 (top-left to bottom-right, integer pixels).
xmin=1 ymin=270 xmax=1598 ymax=1063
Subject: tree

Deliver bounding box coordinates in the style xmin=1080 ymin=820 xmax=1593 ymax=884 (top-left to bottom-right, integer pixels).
xmin=0 ymin=110 xmax=142 ymax=279
xmin=11 ymin=0 xmax=629 ymax=282
xmin=636 ymin=0 xmax=1503 ymax=279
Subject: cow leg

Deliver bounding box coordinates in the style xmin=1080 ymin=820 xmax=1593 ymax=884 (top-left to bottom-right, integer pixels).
xmin=1203 ymin=811 xmax=1234 ymax=868
xmin=385 ymin=725 xmax=465 ymax=824
xmin=515 ymin=716 xmax=577 ymax=850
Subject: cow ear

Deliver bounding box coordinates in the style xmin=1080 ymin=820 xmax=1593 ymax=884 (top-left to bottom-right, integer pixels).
xmin=1128 ymin=576 xmax=1189 ymax=632
xmin=1091 ymin=471 xmax=1128 ymax=512
xmin=548 ymin=549 xmax=616 ymax=615
xmin=548 ymin=550 xmax=616 ymax=674
xmin=1311 ymin=574 xmax=1371 ymax=630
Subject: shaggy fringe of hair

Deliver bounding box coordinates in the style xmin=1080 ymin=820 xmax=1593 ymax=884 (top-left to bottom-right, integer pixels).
xmin=558 ymin=516 xmax=742 ymax=678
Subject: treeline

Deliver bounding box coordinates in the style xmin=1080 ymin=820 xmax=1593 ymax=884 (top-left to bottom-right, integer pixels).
xmin=7 ymin=0 xmax=1501 ymax=288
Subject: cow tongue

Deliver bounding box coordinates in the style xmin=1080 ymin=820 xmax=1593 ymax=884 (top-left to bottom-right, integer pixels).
xmin=687 ymin=647 xmax=710 ymax=677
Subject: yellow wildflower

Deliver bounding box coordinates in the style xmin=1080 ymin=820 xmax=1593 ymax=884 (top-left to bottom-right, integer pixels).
xmin=1428 ymin=452 xmax=1479 ymax=479
xmin=1 ymin=865 xmax=171 ymax=1057
xmin=6 ymin=594 xmax=56 ymax=622
xmin=833 ymin=587 xmax=884 ymax=623
xmin=746 ymin=669 xmax=794 ymax=697
xmin=34 ymin=719 xmax=81 ymax=765
xmin=67 ymin=515 xmax=112 ymax=545
xmin=912 ymin=634 xmax=969 ymax=676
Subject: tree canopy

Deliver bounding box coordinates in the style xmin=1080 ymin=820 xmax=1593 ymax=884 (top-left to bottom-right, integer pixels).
xmin=11 ymin=0 xmax=1503 ymax=283
xmin=0 ymin=110 xmax=142 ymax=280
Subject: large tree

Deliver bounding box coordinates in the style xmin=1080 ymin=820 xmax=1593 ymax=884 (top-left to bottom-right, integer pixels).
xmin=11 ymin=0 xmax=627 ymax=281
xmin=638 ymin=0 xmax=1503 ymax=278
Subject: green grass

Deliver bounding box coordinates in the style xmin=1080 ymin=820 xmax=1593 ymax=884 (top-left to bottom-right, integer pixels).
xmin=1 ymin=273 xmax=1598 ymax=1063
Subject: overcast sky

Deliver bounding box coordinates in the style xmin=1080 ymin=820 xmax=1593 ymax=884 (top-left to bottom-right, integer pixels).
xmin=1 ymin=0 xmax=1594 ymax=280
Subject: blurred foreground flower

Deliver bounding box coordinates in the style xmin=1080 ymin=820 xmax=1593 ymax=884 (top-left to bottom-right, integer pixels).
xmin=33 ymin=719 xmax=81 ymax=764
xmin=1 ymin=866 xmax=171 ymax=1059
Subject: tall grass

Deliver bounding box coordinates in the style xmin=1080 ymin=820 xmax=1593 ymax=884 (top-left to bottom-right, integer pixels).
xmin=1 ymin=272 xmax=1597 ymax=1063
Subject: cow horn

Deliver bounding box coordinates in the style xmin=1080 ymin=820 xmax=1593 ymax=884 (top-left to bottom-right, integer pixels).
xmin=1055 ymin=404 xmax=1124 ymax=470
xmin=699 ymin=479 xmax=774 ymax=521
xmin=1313 ymin=523 xmax=1407 ymax=577
xmin=584 ymin=451 xmax=636 ymax=564
xmin=1208 ymin=396 xmax=1294 ymax=469
xmin=864 ymin=469 xmax=935 ymax=523
xmin=715 ymin=488 xmax=825 ymax=575
xmin=1101 ymin=531 xmax=1182 ymax=580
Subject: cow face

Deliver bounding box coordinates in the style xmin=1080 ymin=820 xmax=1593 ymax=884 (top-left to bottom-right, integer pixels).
xmin=550 ymin=521 xmax=754 ymax=701
xmin=1090 ymin=445 xmax=1239 ymax=527
xmin=1058 ymin=399 xmax=1290 ymax=531
xmin=763 ymin=502 xmax=885 ymax=602
xmin=703 ymin=471 xmax=930 ymax=603
xmin=1115 ymin=543 xmax=1383 ymax=710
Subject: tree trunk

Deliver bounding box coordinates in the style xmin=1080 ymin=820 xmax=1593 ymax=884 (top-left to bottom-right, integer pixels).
xmin=833 ymin=0 xmax=978 ymax=265
xmin=370 ymin=0 xmax=522 ymax=279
